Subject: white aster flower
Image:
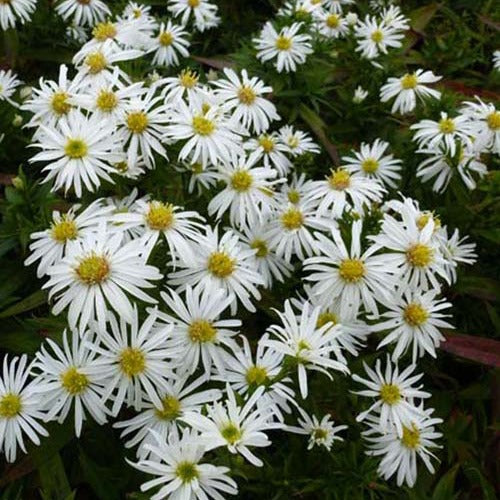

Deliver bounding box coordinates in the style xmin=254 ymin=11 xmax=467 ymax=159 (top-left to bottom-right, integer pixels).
xmin=276 ymin=173 xmax=317 ymax=206
xmin=176 ymin=159 xmax=219 ymax=194
xmin=381 ymin=5 xmax=410 ymax=31
xmin=66 ymin=23 xmax=88 ymax=44
xmin=244 ymin=133 xmax=293 ymax=175
xmin=167 ymin=0 xmax=220 ymax=32
xmin=55 ymin=0 xmax=110 ymax=27
xmin=439 ymin=227 xmax=477 ymax=283
xmin=355 ymin=15 xmax=405 ymax=60
xmin=314 ymin=11 xmax=349 ymax=39
xmin=342 ymin=138 xmax=402 ymax=188
xmin=43 ymin=223 xmax=162 ymax=333
xmin=0 ymin=69 xmax=21 ymax=106
xmin=353 ymin=85 xmax=369 ymax=103
xmin=150 ymin=20 xmax=190 ymax=67
xmin=278 ymin=125 xmax=320 ymax=156
xmin=161 ymin=68 xmax=205 ymax=104
xmin=254 ymin=22 xmax=313 ymax=73
xmin=380 ymin=69 xmax=442 ymax=115
xmin=460 ymin=97 xmax=500 ymax=154
xmin=0 ymin=0 xmax=36 ymax=31
xmin=0 ymin=355 xmax=48 ymax=463
xmin=32 ymin=331 xmax=109 ymax=437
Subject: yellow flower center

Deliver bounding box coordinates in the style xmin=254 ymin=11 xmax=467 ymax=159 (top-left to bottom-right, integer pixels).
xmin=64 ymin=138 xmax=88 ymax=159
xmin=52 ymin=217 xmax=78 ymax=242
xmin=288 ymin=135 xmax=300 ymax=149
xmin=487 ymin=111 xmax=500 ymax=131
xmin=159 ymin=31 xmax=174 ymax=46
xmin=287 ymin=189 xmax=300 ymax=203
xmin=371 ymin=29 xmax=384 ymax=43
xmin=114 ymin=161 xmax=129 ymax=173
xmin=406 ymin=243 xmax=433 ymax=267
xmin=403 ymin=303 xmax=429 ymax=326
xmin=132 ymin=8 xmax=141 ymax=17
xmin=61 ymin=367 xmax=89 ymax=395
xmin=155 ymin=395 xmax=181 ymax=421
xmin=416 ymin=213 xmax=441 ymax=231
xmin=380 ymin=384 xmax=401 ymax=405
xmin=238 ymin=85 xmax=256 ymax=105
xmin=326 ymin=14 xmax=340 ymax=28
xmin=192 ymin=114 xmax=215 ymax=136
xmin=127 ymin=111 xmax=149 ymax=134
xmin=92 ymin=22 xmax=117 ymax=42
xmin=145 ymin=202 xmax=175 ymax=230
xmin=0 ymin=393 xmax=22 ymax=418
xmin=51 ymin=91 xmax=72 ymax=115
xmin=281 ymin=207 xmax=304 ymax=230
xmin=275 ymin=35 xmax=292 ymax=51
xmin=207 ymin=251 xmax=235 ymax=278
xmin=313 ymin=428 xmax=329 ymax=440
xmin=245 ymin=365 xmax=268 ymax=386
xmin=401 ymin=425 xmax=420 ymax=449
xmin=96 ymin=90 xmax=118 ymax=112
xmin=179 ymin=69 xmax=199 ymax=88
xmin=438 ymin=117 xmax=456 ymax=134
xmin=339 ymin=258 xmax=365 ymax=282
xmin=361 ymin=158 xmax=379 ymax=173
xmin=401 ymin=73 xmax=418 ymax=89
xmin=119 ymin=347 xmax=146 ymax=377
xmin=259 ymin=135 xmax=275 ymax=153
xmin=250 ymin=239 xmax=268 ymax=258
xmin=188 ymin=320 xmax=217 ymax=343
xmin=231 ymin=170 xmax=253 ymax=192
xmin=176 ymin=461 xmax=199 ymax=483
xmin=328 ymin=169 xmax=351 ymax=190
xmin=85 ymin=52 xmax=107 ymax=74
xmin=221 ymin=423 xmax=242 ymax=444
xmin=76 ymin=254 xmax=110 ymax=285
xmin=187 ymin=0 xmax=200 ymax=6
xmin=316 ymin=311 xmax=339 ymax=329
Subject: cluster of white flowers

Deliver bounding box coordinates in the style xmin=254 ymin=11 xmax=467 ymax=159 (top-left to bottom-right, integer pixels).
xmin=0 ymin=0 xmax=493 ymax=497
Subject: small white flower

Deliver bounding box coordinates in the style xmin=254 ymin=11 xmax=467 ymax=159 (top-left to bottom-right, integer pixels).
xmin=439 ymin=227 xmax=477 ymax=283
xmin=0 ymin=0 xmax=37 ymax=31
xmin=314 ymin=11 xmax=349 ymax=39
xmin=55 ymin=0 xmax=110 ymax=27
xmin=150 ymin=20 xmax=190 ymax=67
xmin=353 ymin=85 xmax=368 ymax=103
xmin=278 ymin=125 xmax=320 ymax=156
xmin=460 ymin=97 xmax=500 ymax=154
xmin=244 ymin=133 xmax=292 ymax=175
xmin=355 ymin=15 xmax=405 ymax=60
xmin=0 ymin=69 xmax=21 ymax=106
xmin=167 ymin=0 xmax=220 ymax=32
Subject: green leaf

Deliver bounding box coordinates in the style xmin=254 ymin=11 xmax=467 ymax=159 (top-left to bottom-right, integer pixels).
xmin=37 ymin=453 xmax=72 ymax=500
xmin=431 ymin=464 xmax=459 ymax=500
xmin=463 ymin=463 xmax=496 ymax=500
xmin=0 ymin=290 xmax=47 ymax=318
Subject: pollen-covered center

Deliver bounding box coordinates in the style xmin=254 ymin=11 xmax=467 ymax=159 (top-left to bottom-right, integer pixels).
xmin=487 ymin=111 xmax=500 ymax=131
xmin=207 ymin=251 xmax=235 ymax=278
xmin=275 ymin=35 xmax=292 ymax=51
xmin=361 ymin=158 xmax=379 ymax=173
xmin=179 ymin=69 xmax=199 ymax=88
xmin=326 ymin=14 xmax=340 ymax=28
xmin=188 ymin=320 xmax=217 ymax=343
xmin=51 ymin=91 xmax=72 ymax=115
xmin=259 ymin=135 xmax=275 ymax=153
xmin=313 ymin=428 xmax=329 ymax=440
xmin=52 ymin=217 xmax=78 ymax=242
xmin=159 ymin=31 xmax=174 ymax=46
xmin=0 ymin=393 xmax=22 ymax=418
xmin=238 ymin=85 xmax=257 ymax=105
xmin=403 ymin=303 xmax=429 ymax=327
xmin=76 ymin=254 xmax=110 ymax=285
xmin=438 ymin=117 xmax=456 ymax=134
xmin=146 ymin=202 xmax=175 ymax=230
xmin=119 ymin=347 xmax=146 ymax=377
xmin=406 ymin=243 xmax=433 ymax=267
xmin=245 ymin=365 xmax=268 ymax=386
xmin=317 ymin=311 xmax=339 ymax=329
xmin=127 ymin=111 xmax=149 ymax=133
xmin=401 ymin=425 xmax=420 ymax=449
xmin=64 ymin=138 xmax=88 ymax=159
xmin=231 ymin=170 xmax=253 ymax=192
xmin=96 ymin=90 xmax=118 ymax=112
xmin=287 ymin=189 xmax=300 ymax=203
xmin=250 ymin=239 xmax=269 ymax=258
xmin=371 ymin=29 xmax=384 ymax=43
xmin=401 ymin=73 xmax=418 ymax=89
xmin=281 ymin=207 xmax=304 ymax=230
xmin=85 ymin=52 xmax=107 ymax=75
xmin=329 ymin=169 xmax=351 ymax=190
xmin=155 ymin=395 xmax=181 ymax=421
xmin=416 ymin=213 xmax=440 ymax=231
xmin=176 ymin=461 xmax=199 ymax=484
xmin=380 ymin=383 xmax=401 ymax=405
xmin=61 ymin=367 xmax=89 ymax=395
xmin=92 ymin=22 xmax=117 ymax=42
xmin=221 ymin=423 xmax=242 ymax=444
xmin=192 ymin=114 xmax=215 ymax=136
xmin=187 ymin=0 xmax=200 ymax=7
xmin=339 ymin=258 xmax=365 ymax=282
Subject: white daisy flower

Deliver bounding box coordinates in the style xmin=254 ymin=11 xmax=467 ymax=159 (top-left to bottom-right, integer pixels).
xmin=304 ymin=220 xmax=399 ymax=316
xmin=115 ymin=374 xmax=221 ymax=459
xmin=182 ymin=385 xmax=278 ymax=466
xmin=208 ymin=153 xmax=282 ymax=229
xmin=278 ymin=125 xmax=320 ymax=156
xmin=55 ymin=0 xmax=110 ymax=27
xmin=0 ymin=0 xmax=36 ymax=31
xmin=353 ymin=356 xmax=430 ymax=436
xmin=0 ymin=355 xmax=48 ymax=463
xmin=439 ymin=227 xmax=477 ymax=284
xmin=286 ymin=407 xmax=347 ymax=451
xmin=157 ymin=286 xmax=241 ymax=375
xmin=150 ymin=20 xmax=190 ymax=67
xmin=87 ymin=309 xmax=174 ymax=414
xmin=373 ymin=289 xmax=453 ymax=362
xmin=32 ymin=331 xmax=109 ymax=437
xmin=381 ymin=5 xmax=410 ymax=31
xmin=167 ymin=0 xmax=220 ymax=32
xmin=212 ymin=68 xmax=280 ymax=134
xmin=131 ymin=428 xmax=237 ymax=500
xmin=342 ymin=138 xmax=402 ymax=188
xmin=410 ymin=112 xmax=473 ymax=156
xmin=66 ymin=23 xmax=88 ymax=44
xmin=353 ymin=85 xmax=369 ymax=103
xmin=0 ymin=69 xmax=21 ymax=106
xmin=355 ymin=15 xmax=405 ymax=60
xmin=244 ymin=132 xmax=293 ymax=175
xmin=308 ymin=167 xmax=386 ymax=218
xmin=168 ymin=226 xmax=264 ymax=313
xmin=175 ymin=159 xmax=219 ymax=194
xmin=380 ymin=69 xmax=442 ymax=115
xmin=460 ymin=97 xmax=500 ymax=154
xmin=276 ymin=173 xmax=317 ymax=206
xmin=25 ymin=198 xmax=111 ymax=278
xmin=314 ymin=11 xmax=349 ymax=39
xmin=43 ymin=222 xmax=162 ymax=333
xmin=160 ymin=68 xmax=204 ymax=104
xmin=363 ymin=409 xmax=442 ymax=487
xmin=263 ymin=300 xmax=349 ymax=399
xmin=254 ymin=22 xmax=313 ymax=73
